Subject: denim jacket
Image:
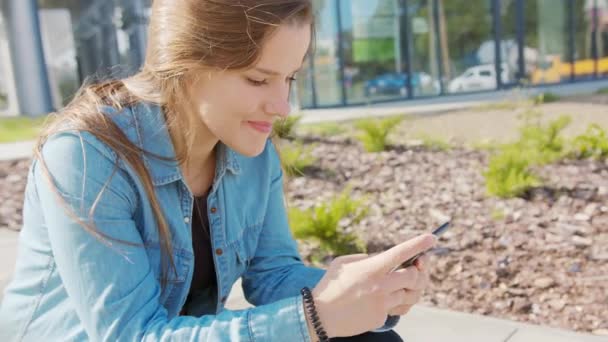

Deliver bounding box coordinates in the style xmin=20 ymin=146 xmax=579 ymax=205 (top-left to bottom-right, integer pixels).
xmin=0 ymin=103 xmax=397 ymax=341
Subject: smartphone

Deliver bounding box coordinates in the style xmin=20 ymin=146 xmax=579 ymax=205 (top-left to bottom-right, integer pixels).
xmin=394 ymin=221 xmax=450 ymax=271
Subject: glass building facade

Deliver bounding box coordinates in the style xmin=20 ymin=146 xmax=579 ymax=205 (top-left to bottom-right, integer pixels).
xmin=2 ymin=0 xmax=608 ymax=115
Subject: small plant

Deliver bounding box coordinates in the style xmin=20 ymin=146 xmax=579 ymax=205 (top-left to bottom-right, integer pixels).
xmin=474 ymin=101 xmax=520 ymax=112
xmin=354 ymin=116 xmax=403 ymax=152
xmin=490 ymin=207 xmax=506 ymax=221
xmin=289 ymin=187 xmax=368 ymax=260
xmin=517 ymin=110 xmax=571 ymax=164
xmin=595 ymin=87 xmax=608 ymax=95
xmin=484 ymin=145 xmax=541 ymax=198
xmin=417 ymin=134 xmax=451 ymax=151
xmin=299 ymin=122 xmax=347 ymax=137
xmin=532 ymin=92 xmax=560 ymax=104
xmin=572 ymin=124 xmax=608 ymax=160
xmin=279 ymin=141 xmax=317 ymax=177
xmin=0 ymin=115 xmax=49 ymax=143
xmin=272 ymin=114 xmax=302 ymax=139
xmin=483 ymin=111 xmax=571 ymax=198
xmin=469 ymin=139 xmax=502 ymax=152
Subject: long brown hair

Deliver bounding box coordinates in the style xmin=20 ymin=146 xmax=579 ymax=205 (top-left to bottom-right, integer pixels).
xmin=34 ymin=0 xmax=314 ymax=289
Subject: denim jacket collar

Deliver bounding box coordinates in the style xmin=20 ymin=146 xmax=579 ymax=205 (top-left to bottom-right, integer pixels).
xmin=130 ymin=102 xmax=241 ymax=187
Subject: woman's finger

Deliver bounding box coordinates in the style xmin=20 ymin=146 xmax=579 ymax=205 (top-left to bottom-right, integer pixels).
xmin=365 ymin=234 xmax=436 ymax=275
xmin=414 ymin=254 xmax=430 ymax=271
xmin=383 ymin=267 xmax=429 ymax=292
xmin=385 ymin=289 xmax=424 ymax=313
xmin=388 ymin=304 xmax=413 ymax=316
xmin=332 ymin=253 xmax=369 ymax=265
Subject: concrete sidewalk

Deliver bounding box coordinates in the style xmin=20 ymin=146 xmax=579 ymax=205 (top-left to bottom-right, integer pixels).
xmin=0 ymin=140 xmax=35 ymax=162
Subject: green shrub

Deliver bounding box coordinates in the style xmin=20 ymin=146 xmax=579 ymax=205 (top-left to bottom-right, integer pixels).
xmin=595 ymin=87 xmax=608 ymax=95
xmin=300 ymin=122 xmax=347 ymax=137
xmin=417 ymin=134 xmax=451 ymax=151
xmin=0 ymin=116 xmax=48 ymax=143
xmin=288 ymin=187 xmax=368 ymax=259
xmin=484 ymin=145 xmax=541 ymax=198
xmin=354 ymin=116 xmax=403 ymax=152
xmin=572 ymin=124 xmax=608 ymax=160
xmin=483 ymin=111 xmax=570 ymax=198
xmin=532 ymin=92 xmax=560 ymax=104
xmin=490 ymin=208 xmax=506 ymax=221
xmin=280 ymin=141 xmax=317 ymax=177
xmin=517 ymin=111 xmax=571 ymax=164
xmin=273 ymin=115 xmax=302 ymax=139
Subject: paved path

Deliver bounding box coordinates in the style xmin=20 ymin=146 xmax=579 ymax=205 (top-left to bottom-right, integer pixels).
xmin=0 ymin=140 xmax=35 ymax=162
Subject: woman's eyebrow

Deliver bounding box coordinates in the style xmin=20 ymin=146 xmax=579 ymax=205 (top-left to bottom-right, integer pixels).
xmin=253 ymin=65 xmax=303 ymax=76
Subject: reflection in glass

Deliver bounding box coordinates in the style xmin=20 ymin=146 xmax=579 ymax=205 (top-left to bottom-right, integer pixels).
xmin=37 ymin=0 xmax=152 ymax=107
xmin=441 ymin=0 xmax=495 ymax=93
xmin=39 ymin=8 xmax=79 ymax=107
xmin=295 ymin=56 xmax=315 ymax=108
xmin=0 ymin=12 xmax=16 ymax=113
xmin=408 ymin=0 xmax=441 ymax=97
xmin=341 ymin=0 xmax=407 ymax=103
xmin=581 ymin=0 xmax=608 ymax=78
xmin=526 ymin=0 xmax=568 ymax=85
xmin=311 ymin=0 xmax=342 ymax=106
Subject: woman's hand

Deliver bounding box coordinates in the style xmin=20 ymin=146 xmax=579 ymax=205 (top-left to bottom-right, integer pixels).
xmin=309 ymin=234 xmax=436 ymax=339
xmin=387 ymin=254 xmax=431 ymax=316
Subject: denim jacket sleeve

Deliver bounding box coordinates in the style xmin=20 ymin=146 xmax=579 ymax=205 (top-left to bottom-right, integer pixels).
xmin=241 ymin=140 xmax=400 ymax=333
xmin=34 ymin=132 xmax=314 ymax=342
xmin=241 ymin=141 xmax=326 ymax=305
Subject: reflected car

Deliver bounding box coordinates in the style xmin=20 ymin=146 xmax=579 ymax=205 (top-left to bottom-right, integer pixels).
xmin=447 ymin=64 xmax=509 ymax=93
xmin=364 ymin=73 xmax=421 ymax=97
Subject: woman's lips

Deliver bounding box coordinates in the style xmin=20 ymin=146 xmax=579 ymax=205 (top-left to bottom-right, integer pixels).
xmin=247 ymin=121 xmax=273 ymax=133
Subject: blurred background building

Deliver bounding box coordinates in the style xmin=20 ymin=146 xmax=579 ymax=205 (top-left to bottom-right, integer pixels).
xmin=1 ymin=0 xmax=608 ymax=116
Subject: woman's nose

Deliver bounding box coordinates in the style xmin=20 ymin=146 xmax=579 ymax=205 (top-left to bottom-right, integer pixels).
xmin=263 ymin=99 xmax=291 ymax=118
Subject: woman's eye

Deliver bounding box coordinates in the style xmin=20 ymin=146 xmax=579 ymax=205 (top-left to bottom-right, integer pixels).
xmin=247 ymin=78 xmax=267 ymax=86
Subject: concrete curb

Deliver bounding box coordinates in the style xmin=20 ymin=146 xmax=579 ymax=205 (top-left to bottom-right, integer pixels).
xmin=0 ymin=140 xmax=35 ymax=162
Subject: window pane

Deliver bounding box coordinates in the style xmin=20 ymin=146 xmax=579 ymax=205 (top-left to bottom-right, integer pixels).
xmin=341 ymin=0 xmax=407 ymax=103
xmin=443 ymin=0 xmax=495 ymax=94
xmin=0 ymin=11 xmax=17 ymax=114
xmin=408 ymin=0 xmax=441 ymax=97
xmin=573 ymin=0 xmax=608 ymax=80
xmin=38 ymin=7 xmax=79 ymax=107
xmin=37 ymin=0 xmax=151 ymax=107
xmin=311 ymin=0 xmax=342 ymax=106
xmin=295 ymin=56 xmax=315 ymax=108
xmin=527 ymin=0 xmax=569 ymax=85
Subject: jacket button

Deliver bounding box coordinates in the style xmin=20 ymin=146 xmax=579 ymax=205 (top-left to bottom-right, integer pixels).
xmin=184 ymin=217 xmax=190 ymax=223
xmin=210 ymin=207 xmax=217 ymax=214
xmin=215 ymin=248 xmax=223 ymax=256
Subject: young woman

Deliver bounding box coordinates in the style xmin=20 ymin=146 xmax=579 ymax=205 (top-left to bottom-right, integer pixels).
xmin=0 ymin=1 xmax=436 ymax=341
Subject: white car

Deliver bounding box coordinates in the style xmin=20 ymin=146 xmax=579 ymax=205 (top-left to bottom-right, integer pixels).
xmin=448 ymin=64 xmax=510 ymax=93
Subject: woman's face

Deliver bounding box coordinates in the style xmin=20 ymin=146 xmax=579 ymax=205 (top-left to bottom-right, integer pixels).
xmin=188 ymin=23 xmax=311 ymax=157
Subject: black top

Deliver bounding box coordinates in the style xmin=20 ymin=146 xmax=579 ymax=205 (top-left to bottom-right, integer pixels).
xmin=182 ymin=193 xmax=217 ymax=314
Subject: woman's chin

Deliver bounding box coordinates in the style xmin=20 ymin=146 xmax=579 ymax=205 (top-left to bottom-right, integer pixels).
xmin=230 ymin=141 xmax=267 ymax=158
